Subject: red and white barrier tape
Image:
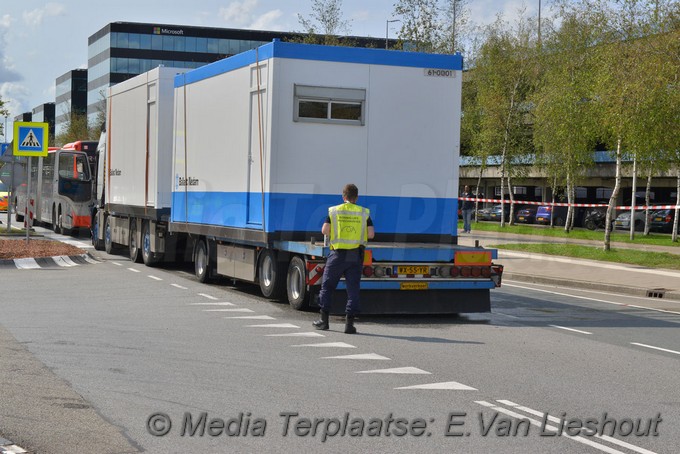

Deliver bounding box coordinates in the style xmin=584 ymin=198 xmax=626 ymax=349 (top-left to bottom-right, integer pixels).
xmin=459 ymin=197 xmax=680 ymax=211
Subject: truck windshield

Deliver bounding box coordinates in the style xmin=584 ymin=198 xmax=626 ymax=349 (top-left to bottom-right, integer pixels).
xmin=57 ymin=152 xmax=92 ymax=202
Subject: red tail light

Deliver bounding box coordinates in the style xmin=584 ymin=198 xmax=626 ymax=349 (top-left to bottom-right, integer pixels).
xmin=460 ymin=266 xmax=471 ymax=277
xmin=450 ymin=266 xmax=460 ymax=277
xmin=481 ymin=267 xmax=491 ymax=278
xmin=471 ymin=266 xmax=481 ymax=277
xmin=363 ymin=266 xmax=374 ymax=277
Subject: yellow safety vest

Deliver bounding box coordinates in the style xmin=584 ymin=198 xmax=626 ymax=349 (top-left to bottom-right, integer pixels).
xmin=328 ymin=202 xmax=370 ymax=250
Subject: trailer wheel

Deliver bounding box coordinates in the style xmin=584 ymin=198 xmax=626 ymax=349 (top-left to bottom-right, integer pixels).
xmin=142 ymin=221 xmax=161 ymax=266
xmin=92 ymin=212 xmax=105 ymax=250
xmin=104 ymin=216 xmax=115 ymax=254
xmin=258 ymin=249 xmax=286 ymax=299
xmin=194 ymin=240 xmax=212 ymax=283
xmin=129 ymin=219 xmax=142 ymax=263
xmin=287 ymin=256 xmax=309 ymax=311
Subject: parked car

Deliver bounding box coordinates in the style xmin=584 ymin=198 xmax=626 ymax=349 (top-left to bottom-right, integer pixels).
xmin=476 ymin=206 xmax=493 ymax=221
xmin=535 ymin=205 xmax=566 ymax=226
xmin=488 ymin=204 xmax=512 ymax=222
xmin=515 ymin=205 xmax=537 ymax=224
xmin=613 ymin=210 xmax=649 ymax=231
xmin=649 ymin=209 xmax=676 ymax=233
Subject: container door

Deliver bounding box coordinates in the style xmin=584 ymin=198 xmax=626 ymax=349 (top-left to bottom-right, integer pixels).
xmin=146 ymin=83 xmax=157 ymax=207
xmin=247 ymin=89 xmax=265 ymax=226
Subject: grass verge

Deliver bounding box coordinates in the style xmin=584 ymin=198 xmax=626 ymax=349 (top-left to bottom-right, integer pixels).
xmin=460 ymin=220 xmax=679 ymax=248
xmin=490 ymin=243 xmax=680 ymax=271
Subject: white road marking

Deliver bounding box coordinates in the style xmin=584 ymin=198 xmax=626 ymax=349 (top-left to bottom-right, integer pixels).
xmin=503 ymin=283 xmax=680 ymax=316
xmin=127 ymin=267 xmax=140 ymax=273
xmin=291 ymin=342 xmax=356 ymax=348
xmin=475 ymin=401 xmax=635 ymax=454
xmin=52 ymin=256 xmax=77 ymax=267
xmin=198 ymin=293 xmax=218 ymax=300
xmin=14 ymin=258 xmax=40 ymax=269
xmin=323 ymin=353 xmax=391 ymax=360
xmin=58 ymin=255 xmax=79 ymax=266
xmin=357 ymin=367 xmax=430 ymax=374
xmin=171 ymin=284 xmax=188 ymax=289
xmin=189 ymin=302 xmax=235 ymax=306
xmin=496 ymin=400 xmax=657 ymax=454
xmin=224 ymin=315 xmax=276 ymax=320
xmin=631 ymin=342 xmax=680 ymax=356
xmin=396 ymin=381 xmax=477 ymax=390
xmin=148 ymin=275 xmax=163 ymax=281
xmin=494 ymin=312 xmax=520 ymax=319
xmin=111 ymin=262 xmax=123 ymax=266
xmin=266 ymin=332 xmax=325 ymax=337
xmin=0 ymin=444 xmax=28 ymax=453
xmin=203 ymin=308 xmax=254 ymax=313
xmin=247 ymin=323 xmax=300 ymax=328
xmin=549 ymin=325 xmax=593 ymax=335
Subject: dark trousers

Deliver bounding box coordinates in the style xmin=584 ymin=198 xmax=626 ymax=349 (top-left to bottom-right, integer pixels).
xmin=318 ymin=248 xmax=363 ymax=315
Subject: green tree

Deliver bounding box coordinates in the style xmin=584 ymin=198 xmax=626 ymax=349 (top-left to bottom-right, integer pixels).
xmin=533 ymin=3 xmax=601 ymax=232
xmin=55 ymin=110 xmax=91 ymax=147
xmin=394 ymin=0 xmax=441 ymax=53
xmin=297 ymin=0 xmax=351 ymax=45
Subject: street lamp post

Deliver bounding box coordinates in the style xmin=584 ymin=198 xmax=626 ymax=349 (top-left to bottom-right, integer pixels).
xmin=386 ymin=19 xmax=400 ymax=49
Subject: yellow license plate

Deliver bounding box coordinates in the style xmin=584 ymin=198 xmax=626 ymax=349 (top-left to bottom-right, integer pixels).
xmin=397 ymin=266 xmax=430 ymax=275
xmin=400 ymin=282 xmax=429 ymax=290
xmin=654 ymin=217 xmax=662 ymax=221
xmin=518 ymin=216 xmax=525 ymax=221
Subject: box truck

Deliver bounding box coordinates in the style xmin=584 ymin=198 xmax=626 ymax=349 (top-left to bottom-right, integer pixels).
xmin=93 ymin=40 xmax=503 ymax=314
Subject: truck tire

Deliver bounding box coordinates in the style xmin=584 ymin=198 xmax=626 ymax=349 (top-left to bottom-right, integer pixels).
xmin=194 ymin=239 xmax=212 ymax=283
xmin=92 ymin=212 xmax=105 ymax=251
xmin=258 ymin=249 xmax=286 ymax=299
xmin=53 ymin=206 xmax=61 ymax=234
xmin=142 ymin=221 xmax=160 ymax=266
xmin=104 ymin=216 xmax=115 ymax=254
xmin=287 ymin=256 xmax=309 ymax=311
xmin=129 ymin=219 xmax=142 ymax=263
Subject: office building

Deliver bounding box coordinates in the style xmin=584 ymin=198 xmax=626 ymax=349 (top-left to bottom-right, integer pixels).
xmin=55 ymin=69 xmax=88 ymax=137
xmin=31 ymin=102 xmax=55 ymax=142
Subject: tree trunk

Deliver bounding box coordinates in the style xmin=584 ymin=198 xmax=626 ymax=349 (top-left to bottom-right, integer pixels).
xmin=674 ymin=169 xmax=680 ymax=243
xmin=629 ymin=156 xmax=637 ymax=241
xmin=644 ymin=170 xmax=652 ymax=236
xmin=604 ymin=138 xmax=623 ymax=251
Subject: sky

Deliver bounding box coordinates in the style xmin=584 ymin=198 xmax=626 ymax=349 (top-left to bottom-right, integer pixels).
xmin=0 ymin=0 xmax=538 ymax=142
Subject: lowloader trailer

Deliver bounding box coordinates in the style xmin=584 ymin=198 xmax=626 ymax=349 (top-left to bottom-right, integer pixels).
xmin=93 ymin=40 xmax=503 ymax=314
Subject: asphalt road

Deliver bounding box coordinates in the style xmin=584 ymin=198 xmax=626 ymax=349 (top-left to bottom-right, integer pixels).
xmin=0 ymin=245 xmax=678 ymax=453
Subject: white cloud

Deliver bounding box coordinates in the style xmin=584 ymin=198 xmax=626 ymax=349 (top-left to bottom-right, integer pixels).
xmin=0 ymin=14 xmax=21 ymax=83
xmin=250 ymin=10 xmax=284 ymax=30
xmin=219 ymin=0 xmax=259 ymax=27
xmin=0 ymin=14 xmax=12 ymax=28
xmin=0 ymin=82 xmax=30 ymax=117
xmin=22 ymin=2 xmax=66 ymax=28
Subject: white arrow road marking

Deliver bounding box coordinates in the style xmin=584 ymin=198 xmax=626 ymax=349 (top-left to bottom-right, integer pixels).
xmin=323 ymin=353 xmax=391 ymax=360
xmin=247 ymin=323 xmax=300 ymax=328
xmin=357 ymin=367 xmax=430 ymax=374
xmin=291 ymin=342 xmax=356 ymax=348
xmin=224 ymin=315 xmax=276 ymax=320
xmin=203 ymin=308 xmax=254 ymax=312
xmin=266 ymin=332 xmax=325 ymax=337
xmin=198 ymin=293 xmax=218 ymax=300
xmin=396 ymin=381 xmax=477 ymax=390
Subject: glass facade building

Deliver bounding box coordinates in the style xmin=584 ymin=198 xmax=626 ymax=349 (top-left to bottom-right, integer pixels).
xmin=55 ymin=69 xmax=88 ymax=137
xmin=87 ymin=22 xmax=386 ymax=125
xmin=31 ymin=103 xmax=56 ymax=142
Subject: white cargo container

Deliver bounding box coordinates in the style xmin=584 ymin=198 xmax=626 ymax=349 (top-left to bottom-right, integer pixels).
xmin=94 ymin=41 xmax=503 ymax=314
xmin=93 ymin=66 xmax=189 ymax=263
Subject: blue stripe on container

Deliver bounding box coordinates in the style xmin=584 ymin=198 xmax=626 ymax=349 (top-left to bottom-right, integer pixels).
xmin=172 ymin=192 xmax=458 ymax=237
xmin=175 ymin=40 xmax=462 ymax=88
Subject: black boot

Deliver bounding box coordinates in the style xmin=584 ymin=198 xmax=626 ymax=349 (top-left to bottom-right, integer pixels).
xmin=312 ymin=311 xmax=329 ymax=330
xmin=344 ymin=314 xmax=357 ymax=334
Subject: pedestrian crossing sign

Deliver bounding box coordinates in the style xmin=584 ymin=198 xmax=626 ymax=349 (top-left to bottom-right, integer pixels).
xmin=14 ymin=121 xmax=49 ymax=156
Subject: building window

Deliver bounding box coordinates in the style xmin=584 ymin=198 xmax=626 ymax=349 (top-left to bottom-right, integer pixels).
xmin=294 ymin=85 xmax=366 ymax=125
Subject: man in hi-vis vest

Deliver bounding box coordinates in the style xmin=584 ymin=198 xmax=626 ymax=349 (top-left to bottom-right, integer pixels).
xmin=313 ymin=184 xmax=375 ymax=334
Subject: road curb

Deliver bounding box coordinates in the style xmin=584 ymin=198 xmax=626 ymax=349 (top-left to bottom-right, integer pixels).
xmin=503 ymin=272 xmax=680 ymax=302
xmin=0 ymin=253 xmax=101 ymax=270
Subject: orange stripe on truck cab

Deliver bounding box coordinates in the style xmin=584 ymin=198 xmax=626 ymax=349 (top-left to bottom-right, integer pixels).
xmin=454 ymin=251 xmax=492 ymax=266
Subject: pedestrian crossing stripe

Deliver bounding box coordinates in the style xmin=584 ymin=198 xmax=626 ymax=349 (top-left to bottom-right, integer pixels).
xmin=13 ymin=121 xmax=48 ymax=156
